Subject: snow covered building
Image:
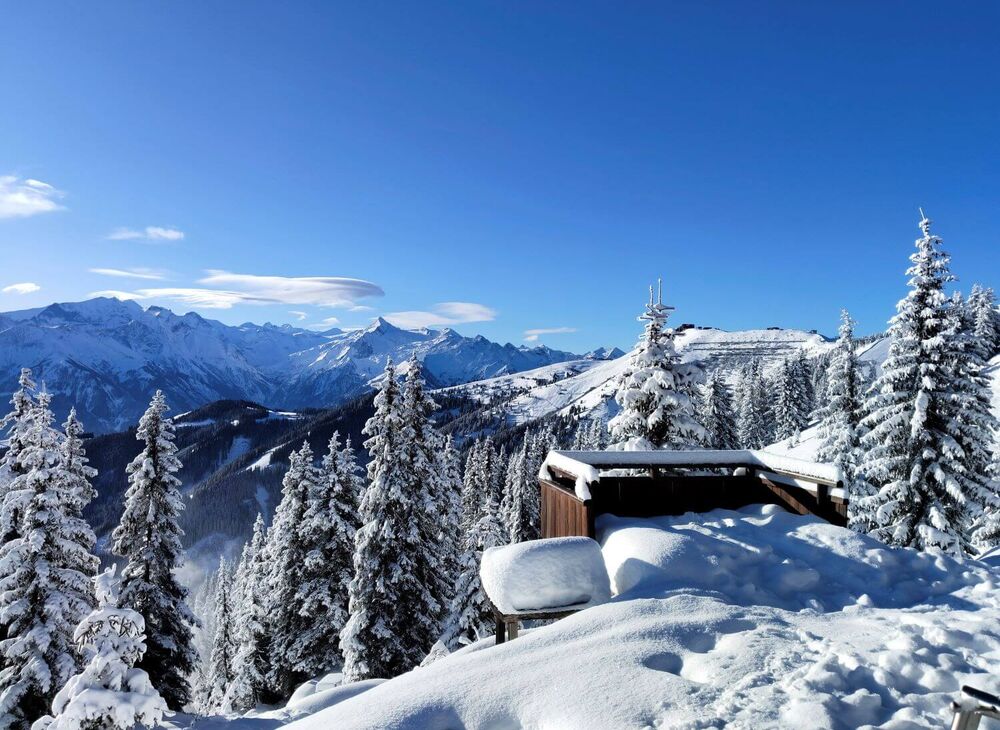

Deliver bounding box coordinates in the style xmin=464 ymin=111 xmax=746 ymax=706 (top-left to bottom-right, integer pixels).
xmin=538 ymin=449 xmax=847 ymax=539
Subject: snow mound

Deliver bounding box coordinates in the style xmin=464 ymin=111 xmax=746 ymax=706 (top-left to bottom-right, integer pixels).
xmin=287 ymin=506 xmax=1000 ymax=730
xmin=600 ymin=506 xmax=993 ymax=611
xmin=480 ymin=537 xmax=611 ymax=613
xmin=284 ymin=674 xmax=385 ymax=716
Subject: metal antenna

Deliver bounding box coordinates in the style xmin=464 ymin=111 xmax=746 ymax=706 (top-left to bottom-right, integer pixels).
xmin=657 ymin=277 xmax=662 ymax=305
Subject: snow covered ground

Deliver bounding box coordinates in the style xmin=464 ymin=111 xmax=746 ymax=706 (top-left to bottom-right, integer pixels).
xmin=256 ymin=505 xmax=1000 ymax=729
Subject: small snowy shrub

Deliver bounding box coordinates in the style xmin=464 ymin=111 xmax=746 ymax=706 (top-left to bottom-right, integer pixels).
xmin=31 ymin=566 xmax=166 ymax=730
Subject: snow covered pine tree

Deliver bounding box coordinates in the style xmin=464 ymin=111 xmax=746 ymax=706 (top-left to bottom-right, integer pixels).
xmin=265 ymin=441 xmax=323 ymax=697
xmin=289 ymin=432 xmax=363 ymax=681
xmin=340 ymin=358 xmax=446 ymax=681
xmin=609 ymin=281 xmax=706 ymax=450
xmin=203 ymin=558 xmax=236 ymax=713
xmin=439 ymin=434 xmax=506 ymax=650
xmin=700 ymin=370 xmax=739 ymax=450
xmin=736 ymin=358 xmax=774 ymax=449
xmin=112 ymin=390 xmax=197 ymax=710
xmin=500 ymin=435 xmax=540 ymax=543
xmin=0 ymin=387 xmax=99 ymax=730
xmin=815 ymin=311 xmax=870 ymax=530
xmin=225 ymin=514 xmax=270 ymax=712
xmin=31 ymin=566 xmax=166 ymax=730
xmin=859 ymin=212 xmax=999 ymax=554
xmin=774 ymin=358 xmax=810 ymax=443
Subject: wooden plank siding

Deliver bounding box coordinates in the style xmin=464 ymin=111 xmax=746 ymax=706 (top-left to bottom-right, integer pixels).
xmin=540 ymin=479 xmax=593 ymax=538
xmin=539 ymin=467 xmax=847 ymax=540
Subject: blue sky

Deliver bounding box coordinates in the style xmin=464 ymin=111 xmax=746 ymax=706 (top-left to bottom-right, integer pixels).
xmin=1 ymin=2 xmax=998 ymax=351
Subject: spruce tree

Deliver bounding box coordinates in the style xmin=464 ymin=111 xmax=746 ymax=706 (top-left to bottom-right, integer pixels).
xmin=737 ymin=359 xmax=773 ymax=448
xmin=30 ymin=566 xmax=166 ymax=730
xmin=609 ymin=283 xmax=706 ymax=449
xmin=265 ymin=442 xmax=322 ymax=697
xmin=341 ymin=359 xmax=440 ymax=681
xmin=793 ymin=349 xmax=816 ymax=418
xmin=461 ymin=438 xmax=495 ymax=531
xmin=439 ymin=457 xmax=506 ymax=650
xmin=815 ymin=311 xmax=871 ymax=530
xmin=969 ymin=284 xmax=999 ymax=358
xmin=860 ymin=212 xmax=998 ymax=554
xmin=500 ymin=437 xmax=539 ymax=543
xmin=700 ymin=371 xmax=739 ymax=450
xmin=59 ymin=409 xmax=97 ymax=524
xmin=225 ymin=514 xmax=269 ymax=712
xmin=289 ymin=433 xmax=362 ymax=680
xmin=398 ymin=359 xmax=450 ymax=642
xmin=0 ymin=389 xmax=99 ymax=729
xmin=439 ymin=435 xmax=465 ymax=590
xmin=204 ymin=559 xmax=236 ymax=713
xmin=774 ymin=359 xmax=809 ymax=443
xmin=112 ymin=390 xmax=197 ymax=710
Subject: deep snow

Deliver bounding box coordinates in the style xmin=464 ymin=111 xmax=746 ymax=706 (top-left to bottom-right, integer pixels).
xmin=270 ymin=505 xmax=1000 ymax=729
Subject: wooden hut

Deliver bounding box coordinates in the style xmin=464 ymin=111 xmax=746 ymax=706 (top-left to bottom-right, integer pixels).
xmin=538 ymin=449 xmax=847 ymax=540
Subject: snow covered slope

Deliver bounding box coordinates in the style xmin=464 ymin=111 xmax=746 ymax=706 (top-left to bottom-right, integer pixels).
xmin=286 ymin=505 xmax=1000 ymax=729
xmin=0 ymin=298 xmax=582 ymax=432
xmin=439 ymin=325 xmax=834 ymax=430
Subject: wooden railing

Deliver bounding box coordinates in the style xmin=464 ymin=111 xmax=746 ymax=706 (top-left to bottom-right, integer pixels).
xmin=539 ymin=461 xmax=847 ymax=540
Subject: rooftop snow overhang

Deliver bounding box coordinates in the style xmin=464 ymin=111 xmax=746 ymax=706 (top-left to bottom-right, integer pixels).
xmin=538 ymin=449 xmax=845 ymax=501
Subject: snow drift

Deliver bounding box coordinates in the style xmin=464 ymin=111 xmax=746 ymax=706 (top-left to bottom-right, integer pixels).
xmin=285 ymin=505 xmax=1000 ymax=729
xmin=480 ymin=537 xmax=611 ymax=614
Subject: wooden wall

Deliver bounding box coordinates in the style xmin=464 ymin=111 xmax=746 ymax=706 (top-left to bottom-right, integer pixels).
xmin=540 ymin=480 xmax=593 ymax=538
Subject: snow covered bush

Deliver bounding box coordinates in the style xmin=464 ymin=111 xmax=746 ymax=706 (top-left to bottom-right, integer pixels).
xmin=31 ymin=566 xmax=166 ymax=730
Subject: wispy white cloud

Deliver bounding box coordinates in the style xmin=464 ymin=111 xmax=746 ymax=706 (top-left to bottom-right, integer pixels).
xmin=0 ymin=176 xmax=64 ymax=219
xmin=305 ymin=316 xmax=342 ymax=330
xmin=384 ymin=301 xmax=497 ymax=330
xmin=89 ymin=267 xmax=168 ymax=281
xmin=89 ymin=270 xmax=384 ymax=310
xmin=523 ymin=326 xmax=577 ymax=342
xmin=107 ymin=226 xmax=185 ymax=242
xmin=2 ymin=282 xmax=41 ymax=295
xmin=289 ymin=310 xmax=308 ymax=321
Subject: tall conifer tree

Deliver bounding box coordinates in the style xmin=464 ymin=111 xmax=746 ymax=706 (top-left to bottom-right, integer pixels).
xmin=112 ymin=391 xmax=197 ymax=710
xmin=860 ymin=212 xmax=998 ymax=554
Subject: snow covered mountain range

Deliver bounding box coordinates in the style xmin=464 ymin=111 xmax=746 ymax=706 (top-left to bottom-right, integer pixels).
xmin=0 ymin=297 xmax=587 ymax=432
xmin=440 ymin=325 xmax=849 ymax=431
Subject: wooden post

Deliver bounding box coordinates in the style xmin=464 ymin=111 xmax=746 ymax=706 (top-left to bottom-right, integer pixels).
xmin=506 ymin=620 xmax=519 ymax=640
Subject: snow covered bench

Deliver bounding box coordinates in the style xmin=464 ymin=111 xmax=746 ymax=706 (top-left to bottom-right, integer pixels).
xmin=480 ymin=537 xmax=612 ymax=643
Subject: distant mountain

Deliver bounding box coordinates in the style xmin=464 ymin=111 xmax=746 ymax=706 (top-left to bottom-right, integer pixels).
xmin=0 ymin=298 xmax=583 ymax=432
xmin=584 ymin=346 xmax=626 ymax=360
xmin=439 ymin=326 xmax=839 ymax=432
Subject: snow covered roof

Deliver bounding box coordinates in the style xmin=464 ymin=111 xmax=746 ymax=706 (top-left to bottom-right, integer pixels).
xmin=539 ymin=449 xmax=845 ymax=501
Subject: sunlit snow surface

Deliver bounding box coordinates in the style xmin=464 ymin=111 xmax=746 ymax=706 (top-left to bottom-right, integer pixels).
xmin=275 ymin=505 xmax=1000 ymax=730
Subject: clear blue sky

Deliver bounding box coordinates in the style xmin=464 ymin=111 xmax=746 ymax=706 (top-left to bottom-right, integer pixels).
xmin=2 ymin=2 xmax=998 ymax=351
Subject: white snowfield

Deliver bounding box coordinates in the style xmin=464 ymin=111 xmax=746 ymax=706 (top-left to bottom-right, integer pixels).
xmin=284 ymin=505 xmax=1000 ymax=729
